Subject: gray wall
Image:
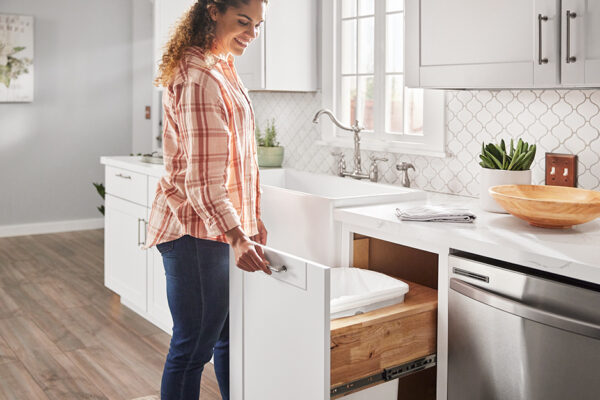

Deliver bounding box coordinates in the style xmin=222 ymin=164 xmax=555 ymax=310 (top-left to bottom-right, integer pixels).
xmin=0 ymin=0 xmax=133 ymax=226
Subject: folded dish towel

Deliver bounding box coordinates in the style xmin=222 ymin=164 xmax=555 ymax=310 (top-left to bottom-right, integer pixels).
xmin=395 ymin=205 xmax=476 ymax=223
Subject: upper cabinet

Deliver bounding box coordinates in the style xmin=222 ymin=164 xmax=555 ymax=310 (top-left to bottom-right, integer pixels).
xmin=405 ymin=0 xmax=600 ymax=89
xmin=153 ymin=0 xmax=196 ymax=78
xmin=235 ymin=0 xmax=318 ymax=91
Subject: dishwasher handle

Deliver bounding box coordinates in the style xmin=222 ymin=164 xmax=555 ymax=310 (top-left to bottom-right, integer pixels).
xmin=450 ymin=278 xmax=600 ymax=340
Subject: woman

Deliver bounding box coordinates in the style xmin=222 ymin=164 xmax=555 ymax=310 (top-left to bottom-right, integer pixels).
xmin=144 ymin=0 xmax=269 ymax=399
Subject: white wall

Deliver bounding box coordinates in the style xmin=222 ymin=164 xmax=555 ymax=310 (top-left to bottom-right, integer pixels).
xmin=0 ymin=0 xmax=133 ymax=231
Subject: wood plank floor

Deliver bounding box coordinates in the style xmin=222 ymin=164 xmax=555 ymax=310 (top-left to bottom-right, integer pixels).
xmin=0 ymin=229 xmax=221 ymax=400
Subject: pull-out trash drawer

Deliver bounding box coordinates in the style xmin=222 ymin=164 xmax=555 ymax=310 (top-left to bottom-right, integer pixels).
xmin=230 ymin=246 xmax=437 ymax=400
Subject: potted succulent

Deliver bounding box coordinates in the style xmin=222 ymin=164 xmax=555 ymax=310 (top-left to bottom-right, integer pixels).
xmin=479 ymin=138 xmax=536 ymax=213
xmin=256 ymin=119 xmax=284 ymax=168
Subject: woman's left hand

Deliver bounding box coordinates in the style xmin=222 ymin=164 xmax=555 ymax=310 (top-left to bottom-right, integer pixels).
xmin=251 ymin=219 xmax=268 ymax=245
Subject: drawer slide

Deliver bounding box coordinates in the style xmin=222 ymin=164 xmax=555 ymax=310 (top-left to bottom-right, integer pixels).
xmin=330 ymin=354 xmax=437 ymax=398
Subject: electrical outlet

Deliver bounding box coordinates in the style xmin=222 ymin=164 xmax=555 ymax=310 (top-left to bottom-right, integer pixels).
xmin=145 ymin=106 xmax=151 ymax=120
xmin=545 ymin=153 xmax=577 ymax=187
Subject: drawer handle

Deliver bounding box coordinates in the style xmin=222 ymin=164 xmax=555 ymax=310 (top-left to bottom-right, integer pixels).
xmin=268 ymin=265 xmax=287 ymax=273
xmin=566 ymin=10 xmax=577 ymax=64
xmin=116 ymin=173 xmax=132 ymax=180
xmin=137 ymin=218 xmax=147 ymax=248
xmin=538 ymin=14 xmax=548 ymax=65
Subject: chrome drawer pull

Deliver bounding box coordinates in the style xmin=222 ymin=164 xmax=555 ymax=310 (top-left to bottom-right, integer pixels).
xmin=268 ymin=265 xmax=287 ymax=273
xmin=137 ymin=218 xmax=147 ymax=247
xmin=566 ymin=10 xmax=577 ymax=64
xmin=538 ymin=14 xmax=548 ymax=65
xmin=116 ymin=173 xmax=132 ymax=180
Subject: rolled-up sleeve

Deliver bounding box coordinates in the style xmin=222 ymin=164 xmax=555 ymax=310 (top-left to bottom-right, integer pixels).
xmin=176 ymin=77 xmax=241 ymax=236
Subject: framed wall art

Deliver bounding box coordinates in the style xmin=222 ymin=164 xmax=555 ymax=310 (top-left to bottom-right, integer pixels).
xmin=0 ymin=14 xmax=34 ymax=102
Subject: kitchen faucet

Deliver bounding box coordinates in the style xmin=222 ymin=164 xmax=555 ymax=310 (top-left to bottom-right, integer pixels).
xmin=312 ymin=109 xmax=387 ymax=182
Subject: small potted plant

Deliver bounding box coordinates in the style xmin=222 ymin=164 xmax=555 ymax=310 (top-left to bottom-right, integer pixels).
xmin=479 ymin=138 xmax=536 ymax=212
xmin=256 ymin=119 xmax=284 ymax=168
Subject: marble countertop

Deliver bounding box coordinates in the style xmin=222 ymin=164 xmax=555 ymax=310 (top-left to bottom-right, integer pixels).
xmin=334 ymin=192 xmax=600 ymax=285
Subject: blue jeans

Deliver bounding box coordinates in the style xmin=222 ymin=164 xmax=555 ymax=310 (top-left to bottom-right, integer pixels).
xmin=156 ymin=235 xmax=230 ymax=400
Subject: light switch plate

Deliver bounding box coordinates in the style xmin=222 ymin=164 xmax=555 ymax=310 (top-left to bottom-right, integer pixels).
xmin=545 ymin=153 xmax=577 ymax=187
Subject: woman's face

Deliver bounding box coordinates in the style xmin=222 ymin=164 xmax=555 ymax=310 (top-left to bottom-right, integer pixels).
xmin=211 ymin=0 xmax=266 ymax=57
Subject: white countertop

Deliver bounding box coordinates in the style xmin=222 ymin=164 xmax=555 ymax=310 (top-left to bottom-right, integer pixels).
xmin=100 ymin=156 xmax=166 ymax=178
xmin=334 ymin=192 xmax=600 ymax=285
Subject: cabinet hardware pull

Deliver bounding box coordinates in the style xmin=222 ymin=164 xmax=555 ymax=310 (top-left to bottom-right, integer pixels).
xmin=137 ymin=218 xmax=145 ymax=247
xmin=566 ymin=10 xmax=577 ymax=64
xmin=116 ymin=173 xmax=132 ymax=180
xmin=268 ymin=265 xmax=287 ymax=273
xmin=143 ymin=219 xmax=148 ymax=247
xmin=538 ymin=14 xmax=548 ymax=65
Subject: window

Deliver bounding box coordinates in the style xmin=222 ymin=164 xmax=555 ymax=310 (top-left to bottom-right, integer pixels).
xmin=320 ymin=0 xmax=446 ymax=157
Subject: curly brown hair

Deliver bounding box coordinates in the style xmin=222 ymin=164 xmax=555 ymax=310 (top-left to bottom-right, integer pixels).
xmin=155 ymin=0 xmax=267 ymax=87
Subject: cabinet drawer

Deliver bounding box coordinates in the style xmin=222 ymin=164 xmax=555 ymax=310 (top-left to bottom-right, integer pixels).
xmin=330 ymin=280 xmax=437 ymax=392
xmin=231 ymin=246 xmax=438 ymax=400
xmin=105 ymin=166 xmax=148 ymax=206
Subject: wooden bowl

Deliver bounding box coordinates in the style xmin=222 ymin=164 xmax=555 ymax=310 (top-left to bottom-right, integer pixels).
xmin=489 ymin=185 xmax=600 ymax=228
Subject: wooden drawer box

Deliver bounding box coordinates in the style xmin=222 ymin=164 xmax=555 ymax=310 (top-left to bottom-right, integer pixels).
xmin=105 ymin=166 xmax=148 ymax=206
xmin=330 ymin=280 xmax=437 ymax=394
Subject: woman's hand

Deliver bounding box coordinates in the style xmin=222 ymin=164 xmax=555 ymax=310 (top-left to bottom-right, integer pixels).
xmin=225 ymin=226 xmax=271 ymax=274
xmin=251 ymin=219 xmax=268 ymax=245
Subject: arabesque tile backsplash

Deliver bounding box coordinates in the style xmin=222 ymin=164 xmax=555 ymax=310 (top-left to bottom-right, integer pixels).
xmin=250 ymin=89 xmax=600 ymax=198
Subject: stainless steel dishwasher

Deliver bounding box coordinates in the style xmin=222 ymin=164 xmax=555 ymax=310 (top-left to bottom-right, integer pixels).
xmin=448 ymin=251 xmax=600 ymax=400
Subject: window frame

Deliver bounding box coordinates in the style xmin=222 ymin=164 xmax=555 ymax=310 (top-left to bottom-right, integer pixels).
xmin=318 ymin=0 xmax=447 ymax=158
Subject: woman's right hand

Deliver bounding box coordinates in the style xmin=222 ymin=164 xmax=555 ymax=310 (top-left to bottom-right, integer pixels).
xmin=225 ymin=226 xmax=271 ymax=274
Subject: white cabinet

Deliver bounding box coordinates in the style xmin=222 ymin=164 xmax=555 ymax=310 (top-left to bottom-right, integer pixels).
xmin=104 ymin=194 xmax=148 ymax=313
xmin=230 ymin=248 xmax=330 ymax=400
xmin=153 ymin=0 xmax=196 ymax=77
xmin=103 ymin=163 xmax=173 ymax=334
xmin=406 ymin=0 xmax=600 ymax=88
xmin=235 ymin=0 xmax=318 ymax=91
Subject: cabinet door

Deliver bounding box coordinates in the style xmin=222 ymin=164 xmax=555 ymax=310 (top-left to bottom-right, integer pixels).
xmin=407 ymin=0 xmax=550 ymax=88
xmin=263 ymin=0 xmax=317 ymax=91
xmin=153 ymin=0 xmax=196 ymax=76
xmin=561 ymin=0 xmax=600 ymax=86
xmin=104 ymin=194 xmax=147 ymax=313
xmin=148 ymin=245 xmax=173 ymax=334
xmin=234 ymin=0 xmax=317 ymax=91
xmin=230 ymin=246 xmax=330 ymax=400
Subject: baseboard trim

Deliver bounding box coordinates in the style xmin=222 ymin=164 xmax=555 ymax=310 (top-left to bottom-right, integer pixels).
xmin=0 ymin=218 xmax=104 ymax=238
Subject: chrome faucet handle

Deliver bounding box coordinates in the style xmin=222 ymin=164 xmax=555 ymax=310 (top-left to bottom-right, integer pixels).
xmin=396 ymin=162 xmax=415 ymax=187
xmin=331 ymin=152 xmax=346 ymax=177
xmin=369 ymin=156 xmax=389 ymax=182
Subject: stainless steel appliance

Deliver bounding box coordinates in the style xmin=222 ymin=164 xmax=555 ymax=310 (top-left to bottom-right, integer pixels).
xmin=448 ymin=251 xmax=600 ymax=400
